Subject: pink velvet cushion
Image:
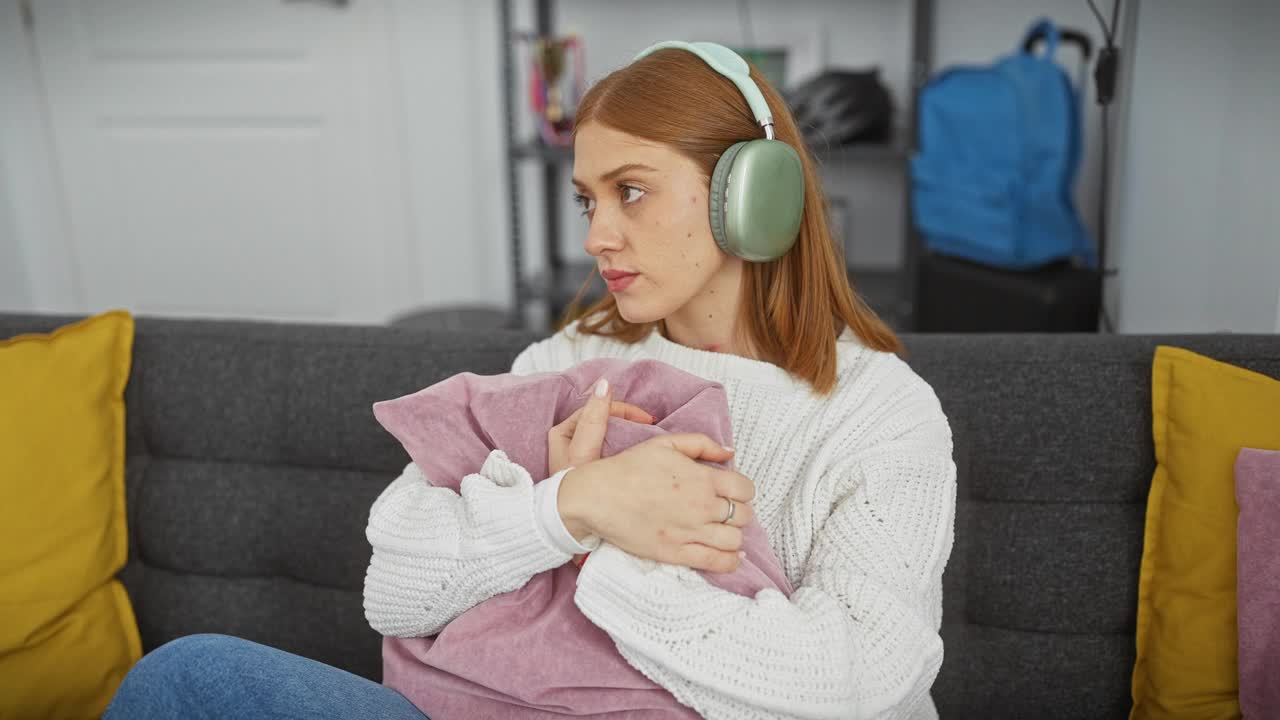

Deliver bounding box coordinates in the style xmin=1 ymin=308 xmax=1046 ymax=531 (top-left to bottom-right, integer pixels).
xmin=1236 ymin=447 xmax=1280 ymax=719
xmin=371 ymin=357 xmax=794 ymax=719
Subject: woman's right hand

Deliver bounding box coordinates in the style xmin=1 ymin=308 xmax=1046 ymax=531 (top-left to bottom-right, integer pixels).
xmin=560 ymin=433 xmax=757 ymax=574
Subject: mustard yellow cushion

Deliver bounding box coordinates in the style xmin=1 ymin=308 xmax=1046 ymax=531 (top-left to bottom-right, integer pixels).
xmin=0 ymin=311 xmax=142 ymax=719
xmin=1130 ymin=346 xmax=1280 ymax=719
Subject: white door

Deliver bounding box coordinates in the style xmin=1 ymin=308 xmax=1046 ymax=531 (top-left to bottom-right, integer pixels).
xmin=27 ymin=0 xmax=414 ymax=323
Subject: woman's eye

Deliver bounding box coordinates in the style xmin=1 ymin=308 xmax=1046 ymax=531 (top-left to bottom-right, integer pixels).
xmin=573 ymin=193 xmax=595 ymax=216
xmin=620 ymin=185 xmax=646 ymax=204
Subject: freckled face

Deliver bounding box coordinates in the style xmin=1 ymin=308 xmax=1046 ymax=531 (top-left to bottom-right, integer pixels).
xmin=572 ymin=122 xmax=730 ymax=324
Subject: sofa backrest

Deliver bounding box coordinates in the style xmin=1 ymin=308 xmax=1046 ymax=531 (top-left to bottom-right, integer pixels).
xmin=4 ymin=314 xmax=1278 ymax=717
xmin=908 ymin=333 xmax=1279 ymax=718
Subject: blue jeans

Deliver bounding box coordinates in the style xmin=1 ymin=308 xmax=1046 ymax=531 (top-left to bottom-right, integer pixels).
xmin=105 ymin=634 xmax=429 ymax=719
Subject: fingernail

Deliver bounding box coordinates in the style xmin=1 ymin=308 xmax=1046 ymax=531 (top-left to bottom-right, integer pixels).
xmin=722 ymin=446 xmax=735 ymax=453
xmin=738 ymin=551 xmax=747 ymax=558
xmin=594 ymin=377 xmax=609 ymax=397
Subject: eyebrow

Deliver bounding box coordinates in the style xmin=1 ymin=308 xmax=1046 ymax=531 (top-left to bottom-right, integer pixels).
xmin=571 ymin=163 xmax=658 ymax=190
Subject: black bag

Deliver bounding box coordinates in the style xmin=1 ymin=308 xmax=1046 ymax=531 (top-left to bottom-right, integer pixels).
xmin=914 ymin=251 xmax=1101 ymax=332
xmin=786 ymin=69 xmax=893 ymax=148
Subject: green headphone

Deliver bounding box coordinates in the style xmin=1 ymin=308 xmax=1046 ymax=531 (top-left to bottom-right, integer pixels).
xmin=632 ymin=41 xmax=805 ymax=262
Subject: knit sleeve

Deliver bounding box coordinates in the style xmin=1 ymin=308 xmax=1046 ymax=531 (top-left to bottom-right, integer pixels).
xmin=571 ymin=389 xmax=957 ymax=719
xmin=363 ymin=451 xmax=576 ymax=638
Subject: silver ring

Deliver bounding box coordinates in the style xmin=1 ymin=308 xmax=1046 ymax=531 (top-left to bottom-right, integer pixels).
xmin=722 ymin=498 xmax=736 ymax=524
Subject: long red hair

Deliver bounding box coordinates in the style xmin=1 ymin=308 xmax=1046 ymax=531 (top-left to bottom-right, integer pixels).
xmin=559 ymin=47 xmax=904 ymax=395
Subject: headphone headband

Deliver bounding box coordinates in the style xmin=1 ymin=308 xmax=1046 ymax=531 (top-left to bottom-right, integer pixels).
xmin=632 ymin=41 xmax=774 ymax=138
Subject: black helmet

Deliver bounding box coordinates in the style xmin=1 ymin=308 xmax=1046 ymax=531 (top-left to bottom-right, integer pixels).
xmin=786 ymin=68 xmax=894 ymax=150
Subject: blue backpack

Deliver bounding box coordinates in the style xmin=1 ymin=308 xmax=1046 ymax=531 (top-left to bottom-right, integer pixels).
xmin=911 ymin=19 xmax=1097 ymax=270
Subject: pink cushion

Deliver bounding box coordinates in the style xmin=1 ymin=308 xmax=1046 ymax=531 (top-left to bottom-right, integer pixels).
xmin=371 ymin=357 xmax=793 ymax=719
xmin=1236 ymin=446 xmax=1280 ymax=718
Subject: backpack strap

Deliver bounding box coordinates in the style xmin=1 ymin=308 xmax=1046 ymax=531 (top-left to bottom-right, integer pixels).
xmin=1021 ymin=18 xmax=1061 ymax=59
xmin=1023 ymin=20 xmax=1094 ymax=61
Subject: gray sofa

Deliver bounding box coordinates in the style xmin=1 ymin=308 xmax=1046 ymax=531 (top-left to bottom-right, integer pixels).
xmin=4 ymin=312 xmax=1278 ymax=719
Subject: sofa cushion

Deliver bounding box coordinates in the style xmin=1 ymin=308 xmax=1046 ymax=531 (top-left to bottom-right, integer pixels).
xmin=1235 ymin=447 xmax=1280 ymax=719
xmin=0 ymin=311 xmax=142 ymax=718
xmin=1130 ymin=346 xmax=1280 ymax=719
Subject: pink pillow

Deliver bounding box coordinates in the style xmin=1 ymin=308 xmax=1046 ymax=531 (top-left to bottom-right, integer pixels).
xmin=1236 ymin=446 xmax=1280 ymax=719
xmin=371 ymin=357 xmax=793 ymax=719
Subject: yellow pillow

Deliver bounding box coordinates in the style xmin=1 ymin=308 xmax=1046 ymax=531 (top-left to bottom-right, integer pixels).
xmin=1130 ymin=345 xmax=1280 ymax=719
xmin=0 ymin=311 xmax=142 ymax=719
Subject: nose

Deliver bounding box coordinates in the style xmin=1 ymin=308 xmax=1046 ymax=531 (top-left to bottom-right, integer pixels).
xmin=583 ymin=210 xmax=624 ymax=257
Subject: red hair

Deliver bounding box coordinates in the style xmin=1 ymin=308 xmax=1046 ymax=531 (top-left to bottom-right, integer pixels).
xmin=559 ymin=48 xmax=903 ymax=395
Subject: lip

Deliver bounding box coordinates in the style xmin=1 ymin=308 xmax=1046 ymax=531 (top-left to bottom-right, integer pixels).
xmin=600 ymin=269 xmax=638 ymax=281
xmin=601 ymin=270 xmax=639 ymax=292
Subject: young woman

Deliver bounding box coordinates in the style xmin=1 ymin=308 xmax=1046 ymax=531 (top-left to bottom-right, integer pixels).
xmin=106 ymin=42 xmax=955 ymax=720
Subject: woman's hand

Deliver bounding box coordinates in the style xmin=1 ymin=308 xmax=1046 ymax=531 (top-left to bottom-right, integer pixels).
xmin=547 ymin=377 xmax=655 ymax=478
xmin=548 ymin=377 xmax=654 ymax=567
xmin=560 ymin=433 xmax=757 ymax=574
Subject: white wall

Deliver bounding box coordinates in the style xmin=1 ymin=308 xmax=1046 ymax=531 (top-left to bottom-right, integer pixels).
xmin=1113 ymin=0 xmax=1280 ymax=333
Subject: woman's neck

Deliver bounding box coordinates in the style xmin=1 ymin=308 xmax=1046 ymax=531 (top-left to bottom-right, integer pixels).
xmin=658 ymin=316 xmax=755 ymax=360
xmin=655 ymin=258 xmax=758 ymax=358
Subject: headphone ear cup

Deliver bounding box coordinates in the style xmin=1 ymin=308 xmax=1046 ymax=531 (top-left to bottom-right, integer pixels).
xmin=708 ymin=141 xmax=749 ymax=257
xmin=709 ymin=139 xmax=805 ymax=262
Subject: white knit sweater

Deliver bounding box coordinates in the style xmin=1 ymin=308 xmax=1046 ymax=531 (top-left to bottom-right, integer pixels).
xmin=364 ymin=320 xmax=957 ymax=720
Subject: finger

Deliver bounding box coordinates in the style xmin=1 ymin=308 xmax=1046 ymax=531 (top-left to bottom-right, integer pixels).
xmin=693 ymin=522 xmax=744 ymax=552
xmin=711 ymin=469 xmax=756 ymax=504
xmin=551 ymin=406 xmax=585 ymax=437
xmin=609 ymin=400 xmax=655 ymax=424
xmin=676 ymin=543 xmax=742 ymax=574
xmin=651 ymin=432 xmax=735 ymax=463
xmin=568 ymin=377 xmax=613 ymax=463
xmin=556 ymin=399 xmax=649 ymax=438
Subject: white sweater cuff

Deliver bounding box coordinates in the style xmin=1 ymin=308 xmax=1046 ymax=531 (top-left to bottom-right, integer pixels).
xmin=533 ymin=467 xmax=602 ymax=555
